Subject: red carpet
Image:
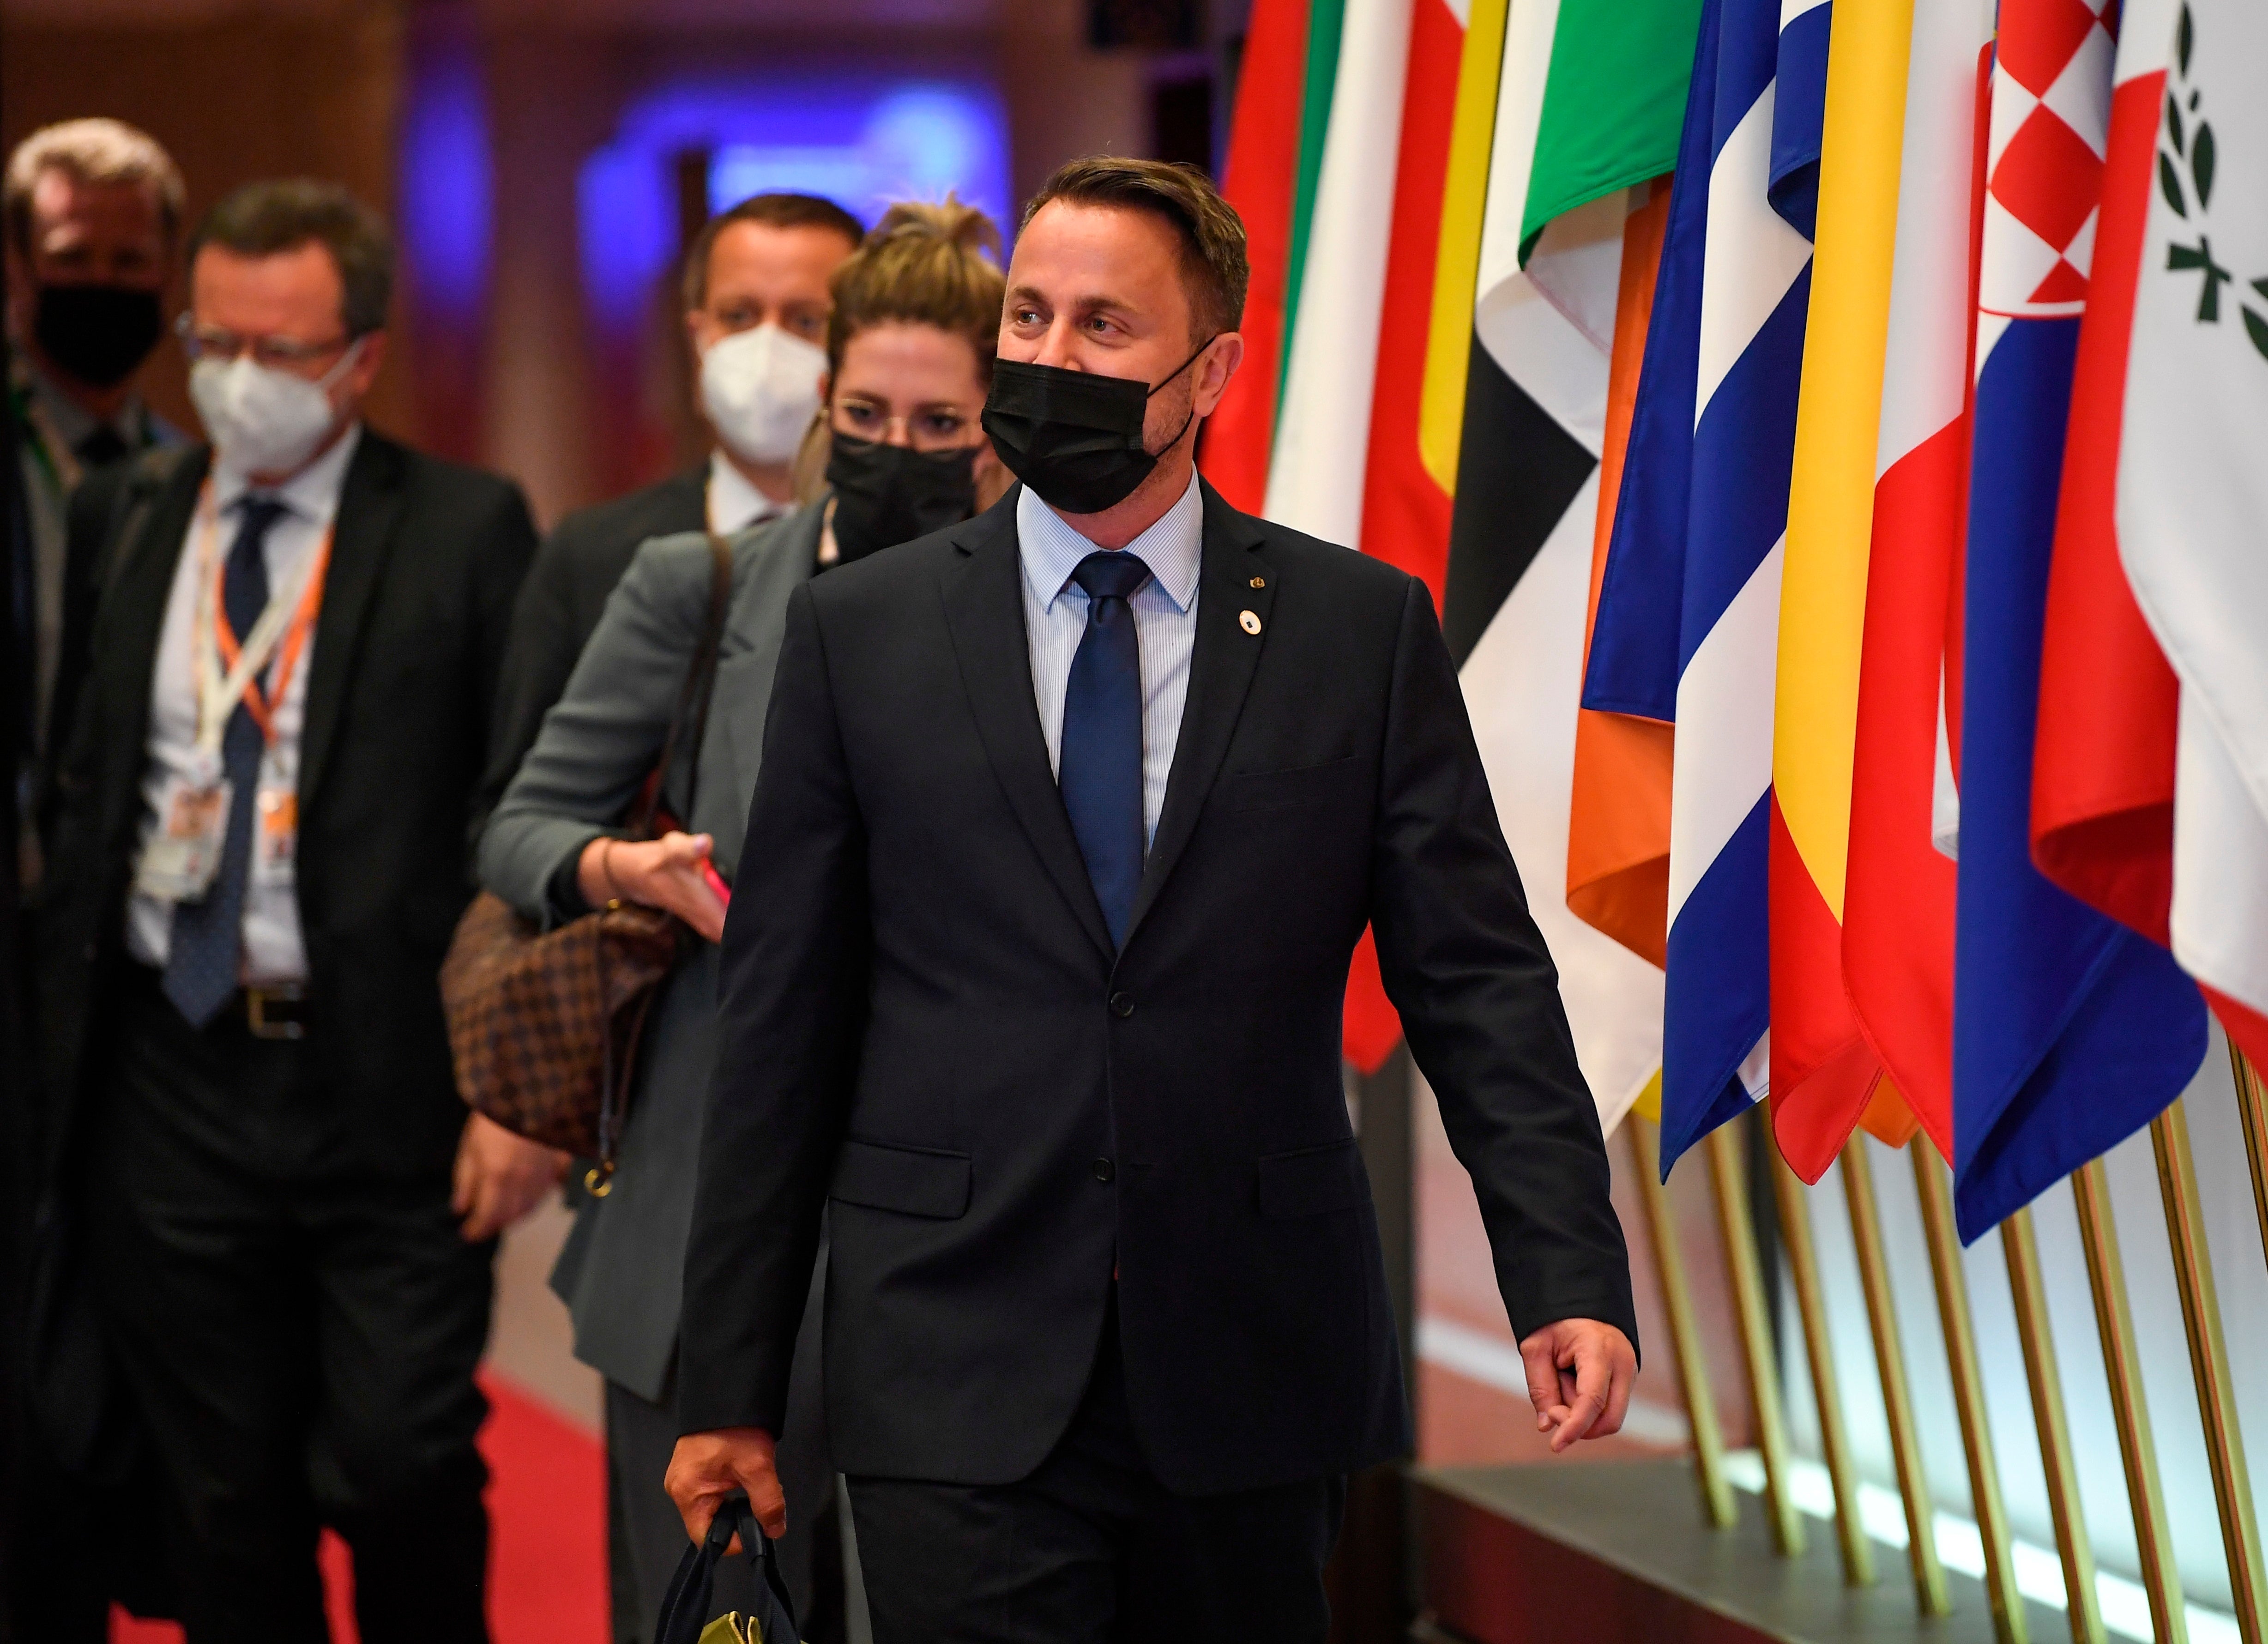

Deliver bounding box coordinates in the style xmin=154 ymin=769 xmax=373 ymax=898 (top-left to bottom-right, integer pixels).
xmin=110 ymin=1371 xmax=608 ymax=1644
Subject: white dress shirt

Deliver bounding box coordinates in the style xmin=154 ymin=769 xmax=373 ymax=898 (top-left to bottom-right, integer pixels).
xmin=127 ymin=425 xmax=361 ymax=984
xmin=706 ymin=449 xmax=791 ymax=536
xmin=1017 ymin=471 xmax=1204 ymax=847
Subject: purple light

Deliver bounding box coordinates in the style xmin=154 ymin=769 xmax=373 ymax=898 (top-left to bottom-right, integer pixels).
xmin=577 ymin=73 xmax=1011 ymax=332
xmin=398 ymin=24 xmax=493 ymax=320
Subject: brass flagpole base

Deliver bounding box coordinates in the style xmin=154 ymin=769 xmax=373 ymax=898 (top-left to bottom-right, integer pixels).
xmin=1707 ymin=1119 xmax=1805 ymax=1557
xmin=1841 ymin=1137 xmax=1950 ymax=1615
xmin=2153 ymin=1100 xmax=2268 ymax=1644
xmin=2070 ymin=1159 xmax=2187 ymax=1644
xmin=1772 ymin=1151 xmax=1875 ymax=1586
xmin=1913 ymin=1144 xmax=2027 ymax=1644
xmin=2000 ymin=1207 xmax=2102 ymax=1643
xmin=1629 ymin=1118 xmax=1737 ymax=1529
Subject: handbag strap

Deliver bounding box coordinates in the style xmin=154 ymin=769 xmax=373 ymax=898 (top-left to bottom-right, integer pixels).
xmin=632 ymin=531 xmax=736 ymax=839
xmin=652 ymin=1496 xmax=801 ymax=1644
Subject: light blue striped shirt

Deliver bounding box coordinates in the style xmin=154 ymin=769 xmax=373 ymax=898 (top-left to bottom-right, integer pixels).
xmin=1017 ymin=472 xmax=1203 ymax=847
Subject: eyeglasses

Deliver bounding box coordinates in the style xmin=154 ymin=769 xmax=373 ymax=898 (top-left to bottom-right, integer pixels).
xmin=176 ymin=312 xmax=354 ymax=370
xmin=832 ymin=398 xmax=979 ymax=454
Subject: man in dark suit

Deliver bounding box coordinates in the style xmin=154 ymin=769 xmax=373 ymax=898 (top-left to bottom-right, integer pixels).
xmin=35 ymin=179 xmax=542 ymax=1642
xmin=479 ymin=192 xmax=861 ymax=820
xmin=665 ymin=157 xmax=1640 ymax=1639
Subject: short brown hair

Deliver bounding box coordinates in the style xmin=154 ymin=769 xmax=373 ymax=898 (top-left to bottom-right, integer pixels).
xmin=792 ymin=197 xmax=1007 ymax=504
xmin=189 ymin=179 xmax=394 ymax=337
xmin=682 ymin=192 xmax=865 ymax=310
xmin=1020 ymin=157 xmax=1248 ymax=340
xmin=5 ymin=118 xmax=186 ymax=257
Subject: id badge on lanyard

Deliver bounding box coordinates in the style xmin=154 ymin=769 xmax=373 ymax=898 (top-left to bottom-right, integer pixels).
xmin=131 ymin=486 xmax=328 ymax=904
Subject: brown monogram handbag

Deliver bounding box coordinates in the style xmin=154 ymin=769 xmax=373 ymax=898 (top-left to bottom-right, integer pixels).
xmin=440 ymin=534 xmax=734 ymax=1194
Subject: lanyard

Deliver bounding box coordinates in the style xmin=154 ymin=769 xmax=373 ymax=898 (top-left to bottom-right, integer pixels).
xmin=189 ymin=483 xmax=331 ymax=754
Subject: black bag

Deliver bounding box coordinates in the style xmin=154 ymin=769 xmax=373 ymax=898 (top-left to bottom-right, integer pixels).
xmin=655 ymin=1495 xmax=802 ymax=1644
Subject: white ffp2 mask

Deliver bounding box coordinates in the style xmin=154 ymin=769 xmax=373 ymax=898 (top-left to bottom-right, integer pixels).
xmin=700 ymin=324 xmax=827 ymax=467
xmin=190 ymin=342 xmax=361 ymax=478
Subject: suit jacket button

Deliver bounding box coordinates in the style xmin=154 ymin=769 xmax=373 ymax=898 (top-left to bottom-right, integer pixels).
xmin=1092 ymin=1158 xmax=1116 ymax=1183
xmin=1109 ymin=991 xmax=1134 ymax=1018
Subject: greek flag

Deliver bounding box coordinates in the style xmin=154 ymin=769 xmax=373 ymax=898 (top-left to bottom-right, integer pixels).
xmin=1582 ymin=0 xmax=1831 ymax=1171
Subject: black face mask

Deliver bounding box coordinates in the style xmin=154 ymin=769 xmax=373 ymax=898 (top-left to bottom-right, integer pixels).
xmin=981 ymin=339 xmax=1212 ymax=515
xmin=32 ymin=284 xmax=164 ymax=389
xmin=824 ymin=433 xmax=979 ymax=565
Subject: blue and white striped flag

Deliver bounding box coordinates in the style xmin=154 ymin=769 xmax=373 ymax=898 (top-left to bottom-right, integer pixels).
xmin=1581 ymin=0 xmax=1832 ymax=1172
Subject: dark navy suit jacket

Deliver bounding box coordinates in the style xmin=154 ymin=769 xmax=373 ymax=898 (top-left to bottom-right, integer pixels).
xmin=679 ymin=480 xmax=1636 ymax=1494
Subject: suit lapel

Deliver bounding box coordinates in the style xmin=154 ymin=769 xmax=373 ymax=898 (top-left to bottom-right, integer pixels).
xmin=714 ymin=507 xmax=822 ymax=842
xmin=1122 ymin=484 xmax=1274 ymax=948
xmin=938 ymin=493 xmax=1116 ymax=964
xmin=299 ymin=432 xmax=406 ymax=806
xmin=97 ymin=448 xmax=210 ymax=843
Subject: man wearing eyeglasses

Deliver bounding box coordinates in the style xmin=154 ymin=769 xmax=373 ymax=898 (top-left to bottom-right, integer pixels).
xmin=35 ymin=179 xmax=540 ymax=1643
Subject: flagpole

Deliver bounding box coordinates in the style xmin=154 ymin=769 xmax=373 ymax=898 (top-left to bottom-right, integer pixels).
xmin=2000 ymin=1208 xmax=2103 ymax=1644
xmin=2070 ymin=1159 xmax=2188 ymax=1644
xmin=1840 ymin=1138 xmax=1949 ymax=1615
xmin=1913 ymin=1145 xmax=2027 ymax=1644
xmin=1630 ymin=1118 xmax=1736 ymax=1529
xmin=2230 ymin=1041 xmax=2268 ymax=1272
xmin=2153 ymin=1100 xmax=2268 ymax=1644
xmin=1707 ymin=1121 xmax=1805 ymax=1556
xmin=1770 ymin=1154 xmax=1875 ymax=1585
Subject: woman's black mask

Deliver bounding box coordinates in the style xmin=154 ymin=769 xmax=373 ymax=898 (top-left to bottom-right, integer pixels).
xmin=980 ymin=339 xmax=1212 ymax=515
xmin=824 ymin=433 xmax=980 ymax=566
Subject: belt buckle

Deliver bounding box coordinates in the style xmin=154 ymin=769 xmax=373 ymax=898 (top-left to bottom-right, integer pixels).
xmin=246 ymin=985 xmax=306 ymax=1041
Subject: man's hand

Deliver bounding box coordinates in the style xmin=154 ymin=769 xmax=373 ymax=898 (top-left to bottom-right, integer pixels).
xmin=451 ymin=1112 xmax=570 ymax=1242
xmin=668 ymin=1426 xmax=786 ymax=1545
xmin=578 ymin=830 xmax=728 ymax=943
xmin=1519 ymin=1317 xmax=1638 ymax=1453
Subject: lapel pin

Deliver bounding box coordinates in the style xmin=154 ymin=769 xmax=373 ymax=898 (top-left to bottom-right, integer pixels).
xmin=1249 ymin=576 xmax=1266 ymax=588
xmin=1239 ymin=609 xmax=1262 ymax=635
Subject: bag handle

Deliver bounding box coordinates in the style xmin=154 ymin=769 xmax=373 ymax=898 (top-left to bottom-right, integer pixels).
xmin=652 ymin=1493 xmax=802 ymax=1644
xmin=632 ymin=531 xmax=736 ymax=840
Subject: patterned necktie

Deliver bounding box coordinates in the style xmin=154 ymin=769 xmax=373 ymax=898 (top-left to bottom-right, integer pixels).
xmin=164 ymin=496 xmax=290 ymax=1027
xmin=1058 ymin=550 xmax=1152 ymax=947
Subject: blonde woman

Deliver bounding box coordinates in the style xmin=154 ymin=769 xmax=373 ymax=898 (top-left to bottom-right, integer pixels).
xmin=477 ymin=198 xmax=1006 ymax=1639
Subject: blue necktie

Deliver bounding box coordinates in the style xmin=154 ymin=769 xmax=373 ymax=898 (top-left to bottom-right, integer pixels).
xmin=1059 ymin=551 xmax=1152 ymax=948
xmin=164 ymin=497 xmax=289 ymax=1027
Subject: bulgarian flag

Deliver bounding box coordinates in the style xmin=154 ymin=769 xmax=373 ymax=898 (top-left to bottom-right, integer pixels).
xmin=1767 ymin=0 xmax=1919 ymax=1180
xmin=1211 ymin=0 xmax=1459 ymax=1073
xmin=1435 ymin=0 xmax=1699 ymax=1134
xmin=2035 ymin=0 xmax=2268 ymax=1069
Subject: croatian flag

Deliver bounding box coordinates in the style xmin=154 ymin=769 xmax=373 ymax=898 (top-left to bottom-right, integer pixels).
xmin=1584 ymin=0 xmax=1830 ymax=1172
xmin=1952 ymin=0 xmax=2206 ymax=1241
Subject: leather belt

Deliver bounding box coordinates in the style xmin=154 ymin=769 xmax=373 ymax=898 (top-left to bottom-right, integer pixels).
xmin=236 ymin=982 xmax=310 ymax=1041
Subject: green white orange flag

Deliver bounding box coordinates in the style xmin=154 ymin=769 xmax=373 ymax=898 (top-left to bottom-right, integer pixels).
xmin=1437 ymin=0 xmax=1700 ymax=1134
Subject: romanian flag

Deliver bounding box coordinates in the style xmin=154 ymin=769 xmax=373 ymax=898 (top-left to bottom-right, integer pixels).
xmin=1767 ymin=0 xmax=1916 ymax=1181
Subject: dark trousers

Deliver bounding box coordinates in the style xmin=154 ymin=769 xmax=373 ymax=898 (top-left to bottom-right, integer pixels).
xmin=847 ymin=1299 xmax=1345 ymax=1644
xmin=86 ymin=968 xmax=495 ymax=1644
